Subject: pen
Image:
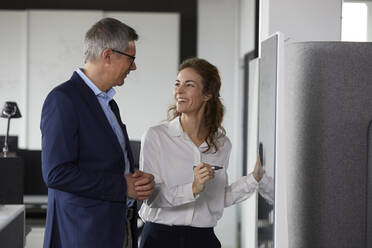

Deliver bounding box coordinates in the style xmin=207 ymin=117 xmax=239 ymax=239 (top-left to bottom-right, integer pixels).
xmin=193 ymin=165 xmax=223 ymax=171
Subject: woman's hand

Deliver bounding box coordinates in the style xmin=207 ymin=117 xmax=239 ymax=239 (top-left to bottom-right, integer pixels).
xmin=192 ymin=162 xmax=215 ymax=195
xmin=253 ymin=154 xmax=265 ymax=182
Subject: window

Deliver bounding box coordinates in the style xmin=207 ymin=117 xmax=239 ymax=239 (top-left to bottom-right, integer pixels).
xmin=342 ymin=2 xmax=368 ymax=41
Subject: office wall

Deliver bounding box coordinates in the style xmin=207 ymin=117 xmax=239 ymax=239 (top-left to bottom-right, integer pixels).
xmin=260 ymin=0 xmax=342 ymax=42
xmin=0 ymin=11 xmax=28 ymax=148
xmin=239 ymin=0 xmax=259 ymax=247
xmin=240 ymin=0 xmax=256 ymax=56
xmin=0 ymin=10 xmax=179 ymax=149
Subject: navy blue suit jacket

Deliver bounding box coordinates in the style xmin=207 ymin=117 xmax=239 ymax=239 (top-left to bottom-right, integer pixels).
xmin=40 ymin=72 xmax=138 ymax=248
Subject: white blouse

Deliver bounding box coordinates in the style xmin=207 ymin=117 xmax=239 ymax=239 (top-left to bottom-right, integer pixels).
xmin=139 ymin=117 xmax=274 ymax=227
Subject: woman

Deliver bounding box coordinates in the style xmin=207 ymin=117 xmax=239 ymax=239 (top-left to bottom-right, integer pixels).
xmin=138 ymin=58 xmax=273 ymax=248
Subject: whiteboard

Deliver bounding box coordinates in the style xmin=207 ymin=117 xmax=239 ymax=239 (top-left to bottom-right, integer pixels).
xmin=104 ymin=12 xmax=179 ymax=141
xmin=1 ymin=10 xmax=180 ymax=149
xmin=27 ymin=10 xmax=103 ymax=149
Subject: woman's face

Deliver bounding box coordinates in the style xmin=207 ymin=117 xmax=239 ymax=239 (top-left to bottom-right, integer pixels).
xmin=173 ymin=68 xmax=210 ymax=115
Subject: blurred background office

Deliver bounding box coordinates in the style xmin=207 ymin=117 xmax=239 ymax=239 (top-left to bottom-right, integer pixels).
xmin=0 ymin=0 xmax=369 ymax=247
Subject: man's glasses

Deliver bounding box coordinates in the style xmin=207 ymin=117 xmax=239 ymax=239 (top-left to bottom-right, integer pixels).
xmin=112 ymin=49 xmax=136 ymax=67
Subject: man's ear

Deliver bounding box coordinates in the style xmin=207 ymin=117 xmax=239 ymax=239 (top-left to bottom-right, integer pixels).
xmin=101 ymin=48 xmax=112 ymax=63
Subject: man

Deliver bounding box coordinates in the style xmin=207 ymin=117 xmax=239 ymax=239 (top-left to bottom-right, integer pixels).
xmin=40 ymin=18 xmax=155 ymax=248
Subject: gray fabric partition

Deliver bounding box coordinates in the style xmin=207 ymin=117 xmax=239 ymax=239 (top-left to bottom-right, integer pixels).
xmin=284 ymin=42 xmax=372 ymax=248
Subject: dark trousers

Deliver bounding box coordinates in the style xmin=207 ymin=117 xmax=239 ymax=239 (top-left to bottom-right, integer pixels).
xmin=140 ymin=222 xmax=221 ymax=248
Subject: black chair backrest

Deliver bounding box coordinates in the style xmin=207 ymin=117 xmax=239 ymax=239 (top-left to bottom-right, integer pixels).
xmin=17 ymin=149 xmax=47 ymax=195
xmin=129 ymin=140 xmax=141 ymax=170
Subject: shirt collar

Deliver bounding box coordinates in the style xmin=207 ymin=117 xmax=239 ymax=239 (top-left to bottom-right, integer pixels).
xmin=168 ymin=116 xmax=208 ymax=148
xmin=168 ymin=116 xmax=183 ymax=137
xmin=76 ymin=68 xmax=116 ymax=100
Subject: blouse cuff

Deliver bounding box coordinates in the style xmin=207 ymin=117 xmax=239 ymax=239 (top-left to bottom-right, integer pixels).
xmin=247 ymin=174 xmax=259 ymax=189
xmin=184 ymin=182 xmax=199 ymax=200
xmin=258 ymin=174 xmax=270 ymax=188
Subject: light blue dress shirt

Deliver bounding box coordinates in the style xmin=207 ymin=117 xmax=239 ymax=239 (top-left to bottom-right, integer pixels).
xmin=76 ymin=68 xmax=134 ymax=207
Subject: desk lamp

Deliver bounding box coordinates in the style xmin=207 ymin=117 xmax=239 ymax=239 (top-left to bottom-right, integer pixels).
xmin=1 ymin=102 xmax=21 ymax=157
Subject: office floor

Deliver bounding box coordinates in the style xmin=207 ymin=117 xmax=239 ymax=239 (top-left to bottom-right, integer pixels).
xmin=25 ymin=227 xmax=44 ymax=248
xmin=25 ymin=216 xmax=45 ymax=248
xmin=24 ymin=226 xmax=233 ymax=248
xmin=24 ymin=216 xmax=235 ymax=248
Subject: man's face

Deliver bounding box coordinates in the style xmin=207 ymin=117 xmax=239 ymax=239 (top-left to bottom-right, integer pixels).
xmin=110 ymin=41 xmax=137 ymax=87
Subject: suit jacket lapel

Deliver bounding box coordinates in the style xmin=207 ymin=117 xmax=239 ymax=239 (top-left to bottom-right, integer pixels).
xmin=71 ymin=72 xmax=125 ymax=161
xmin=109 ymin=100 xmax=135 ymax=173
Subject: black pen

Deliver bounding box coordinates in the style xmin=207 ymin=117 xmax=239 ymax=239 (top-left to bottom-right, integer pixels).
xmin=193 ymin=165 xmax=223 ymax=171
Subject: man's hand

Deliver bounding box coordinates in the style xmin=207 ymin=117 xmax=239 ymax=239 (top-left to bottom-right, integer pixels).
xmin=133 ymin=170 xmax=155 ymax=199
xmin=192 ymin=162 xmax=214 ymax=195
xmin=125 ymin=170 xmax=155 ymax=200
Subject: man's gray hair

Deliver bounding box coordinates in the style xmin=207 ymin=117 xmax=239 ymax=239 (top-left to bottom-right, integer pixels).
xmin=84 ymin=17 xmax=138 ymax=62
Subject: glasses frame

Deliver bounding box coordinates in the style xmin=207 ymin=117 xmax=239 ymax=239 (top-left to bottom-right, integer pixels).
xmin=112 ymin=49 xmax=136 ymax=67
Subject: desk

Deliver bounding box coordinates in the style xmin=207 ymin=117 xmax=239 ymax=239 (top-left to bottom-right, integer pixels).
xmin=0 ymin=205 xmax=25 ymax=248
xmin=24 ymin=195 xmax=48 ymax=219
xmin=23 ymin=195 xmax=48 ymax=206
